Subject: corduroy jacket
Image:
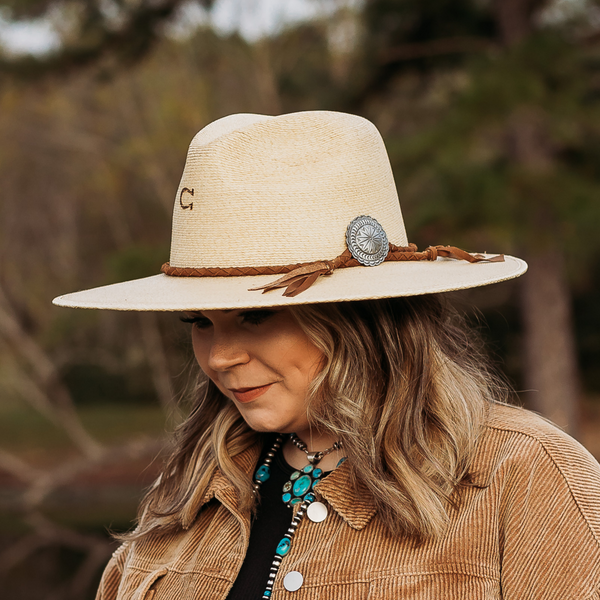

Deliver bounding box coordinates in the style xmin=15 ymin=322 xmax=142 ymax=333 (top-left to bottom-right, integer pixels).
xmin=96 ymin=404 xmax=600 ymax=600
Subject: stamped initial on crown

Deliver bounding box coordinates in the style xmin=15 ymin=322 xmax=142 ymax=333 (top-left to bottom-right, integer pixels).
xmin=180 ymin=187 xmax=194 ymax=210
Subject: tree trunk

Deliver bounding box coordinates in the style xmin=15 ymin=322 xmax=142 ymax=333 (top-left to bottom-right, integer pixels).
xmin=503 ymin=108 xmax=582 ymax=435
xmin=520 ymin=250 xmax=580 ymax=435
xmin=493 ymin=0 xmax=583 ymax=436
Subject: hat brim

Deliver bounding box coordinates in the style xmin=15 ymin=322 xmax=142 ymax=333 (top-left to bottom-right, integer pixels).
xmin=52 ymin=255 xmax=527 ymax=311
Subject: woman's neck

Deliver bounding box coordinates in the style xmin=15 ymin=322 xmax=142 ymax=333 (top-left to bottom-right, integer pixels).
xmin=281 ymin=430 xmax=345 ymax=472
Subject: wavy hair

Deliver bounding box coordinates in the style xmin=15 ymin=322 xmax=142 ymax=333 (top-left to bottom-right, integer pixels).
xmin=125 ymin=295 xmax=507 ymax=541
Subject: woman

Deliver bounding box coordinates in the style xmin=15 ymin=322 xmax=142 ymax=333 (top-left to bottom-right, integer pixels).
xmin=53 ymin=111 xmax=600 ymax=599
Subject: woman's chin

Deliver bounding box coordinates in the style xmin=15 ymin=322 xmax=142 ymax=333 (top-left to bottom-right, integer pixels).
xmin=238 ymin=410 xmax=306 ymax=435
xmin=245 ymin=419 xmax=293 ymax=434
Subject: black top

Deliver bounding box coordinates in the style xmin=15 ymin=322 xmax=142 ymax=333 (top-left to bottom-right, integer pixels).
xmin=225 ymin=445 xmax=296 ymax=600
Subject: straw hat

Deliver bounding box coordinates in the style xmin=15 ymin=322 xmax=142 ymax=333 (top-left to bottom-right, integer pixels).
xmin=52 ymin=111 xmax=527 ymax=311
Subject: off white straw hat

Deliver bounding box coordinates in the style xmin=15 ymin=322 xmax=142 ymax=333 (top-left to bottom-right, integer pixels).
xmin=53 ymin=111 xmax=527 ymax=311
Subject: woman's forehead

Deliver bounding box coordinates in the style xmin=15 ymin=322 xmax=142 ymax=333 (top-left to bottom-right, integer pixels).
xmin=184 ymin=308 xmax=282 ymax=317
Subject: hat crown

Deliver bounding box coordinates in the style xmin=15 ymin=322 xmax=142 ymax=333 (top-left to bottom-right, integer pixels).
xmin=169 ymin=111 xmax=407 ymax=269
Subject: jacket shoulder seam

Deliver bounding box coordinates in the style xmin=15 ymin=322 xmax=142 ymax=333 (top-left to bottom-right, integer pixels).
xmin=484 ymin=420 xmax=600 ymax=549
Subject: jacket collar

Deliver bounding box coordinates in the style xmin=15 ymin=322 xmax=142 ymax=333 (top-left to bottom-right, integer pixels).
xmin=201 ymin=441 xmax=377 ymax=531
xmin=201 ymin=441 xmax=261 ymax=507
xmin=315 ymin=460 xmax=377 ymax=530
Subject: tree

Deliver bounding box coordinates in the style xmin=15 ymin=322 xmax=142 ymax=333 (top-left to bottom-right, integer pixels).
xmin=0 ymin=0 xmax=213 ymax=78
xmin=356 ymin=0 xmax=600 ymax=434
xmin=0 ymin=27 xmax=283 ymax=597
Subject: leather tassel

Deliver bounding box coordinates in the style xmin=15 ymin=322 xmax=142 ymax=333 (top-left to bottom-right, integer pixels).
xmin=283 ymin=271 xmax=325 ymax=297
xmin=249 ymin=262 xmax=334 ymax=296
xmin=433 ymin=246 xmax=505 ymax=263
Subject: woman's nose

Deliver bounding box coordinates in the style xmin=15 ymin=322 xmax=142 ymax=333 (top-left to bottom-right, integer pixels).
xmin=207 ymin=337 xmax=250 ymax=372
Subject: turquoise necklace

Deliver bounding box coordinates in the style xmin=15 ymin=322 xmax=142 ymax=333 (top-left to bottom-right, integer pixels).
xmin=282 ymin=434 xmax=342 ymax=507
xmin=252 ymin=433 xmax=343 ymax=599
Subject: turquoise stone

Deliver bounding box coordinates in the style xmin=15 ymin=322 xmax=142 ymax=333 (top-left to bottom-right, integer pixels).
xmin=290 ymin=471 xmax=300 ymax=481
xmin=313 ymin=468 xmax=323 ymax=478
xmin=282 ymin=492 xmax=292 ymax=504
xmin=290 ymin=497 xmax=302 ymax=505
xmin=255 ymin=465 xmax=270 ymax=482
xmin=282 ymin=481 xmax=292 ymax=493
xmin=302 ymin=464 xmax=314 ymax=473
xmin=292 ymin=474 xmax=312 ymax=496
xmin=312 ymin=479 xmax=319 ymax=489
xmin=337 ymin=457 xmax=347 ymax=467
xmin=264 ymin=592 xmax=271 ymax=597
xmin=305 ymin=493 xmax=316 ymax=503
xmin=276 ymin=537 xmax=291 ymax=556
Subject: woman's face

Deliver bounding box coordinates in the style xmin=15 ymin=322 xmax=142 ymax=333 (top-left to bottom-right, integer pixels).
xmin=186 ymin=308 xmax=324 ymax=435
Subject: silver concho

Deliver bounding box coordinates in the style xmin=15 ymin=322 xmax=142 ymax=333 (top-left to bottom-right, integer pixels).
xmin=346 ymin=216 xmax=389 ymax=266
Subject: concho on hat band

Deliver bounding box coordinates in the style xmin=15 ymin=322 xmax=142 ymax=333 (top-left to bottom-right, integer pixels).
xmin=161 ymin=216 xmax=505 ymax=298
xmin=346 ymin=216 xmax=389 ymax=266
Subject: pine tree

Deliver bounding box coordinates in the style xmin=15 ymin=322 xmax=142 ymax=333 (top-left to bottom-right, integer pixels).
xmin=358 ymin=0 xmax=600 ymax=434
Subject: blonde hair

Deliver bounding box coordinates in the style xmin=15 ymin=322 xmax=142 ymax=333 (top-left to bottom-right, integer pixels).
xmin=127 ymin=295 xmax=506 ymax=541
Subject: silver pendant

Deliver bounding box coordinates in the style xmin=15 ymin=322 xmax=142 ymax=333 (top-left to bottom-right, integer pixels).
xmin=306 ymin=451 xmax=324 ymax=464
xmin=346 ymin=216 xmax=389 ymax=266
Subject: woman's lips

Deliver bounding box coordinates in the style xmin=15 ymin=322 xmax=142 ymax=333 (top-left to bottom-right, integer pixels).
xmin=230 ymin=384 xmax=273 ymax=403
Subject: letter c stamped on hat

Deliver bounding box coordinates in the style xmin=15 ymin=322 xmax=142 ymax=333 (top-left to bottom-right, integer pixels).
xmin=180 ymin=187 xmax=194 ymax=210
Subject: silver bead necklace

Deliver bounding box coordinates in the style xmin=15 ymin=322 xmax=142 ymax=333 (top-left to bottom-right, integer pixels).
xmin=252 ymin=433 xmax=343 ymax=599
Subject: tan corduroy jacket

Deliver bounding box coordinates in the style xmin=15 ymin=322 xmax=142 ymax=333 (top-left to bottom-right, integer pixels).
xmin=97 ymin=404 xmax=600 ymax=600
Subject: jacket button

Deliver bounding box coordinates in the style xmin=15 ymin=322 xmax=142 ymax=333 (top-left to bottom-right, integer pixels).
xmin=283 ymin=571 xmax=303 ymax=591
xmin=307 ymin=501 xmax=328 ymax=523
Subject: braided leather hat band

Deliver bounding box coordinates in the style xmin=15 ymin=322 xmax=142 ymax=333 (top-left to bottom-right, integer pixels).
xmin=161 ymin=241 xmax=504 ymax=298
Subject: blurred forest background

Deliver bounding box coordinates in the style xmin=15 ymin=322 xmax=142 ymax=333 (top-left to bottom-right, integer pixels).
xmin=0 ymin=0 xmax=599 ymax=598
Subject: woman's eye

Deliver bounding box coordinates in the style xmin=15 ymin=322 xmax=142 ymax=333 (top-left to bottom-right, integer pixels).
xmin=240 ymin=310 xmax=276 ymax=326
xmin=180 ymin=315 xmax=212 ymax=329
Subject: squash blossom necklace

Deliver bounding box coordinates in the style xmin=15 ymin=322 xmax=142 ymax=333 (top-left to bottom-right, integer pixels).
xmin=253 ymin=433 xmax=343 ymax=599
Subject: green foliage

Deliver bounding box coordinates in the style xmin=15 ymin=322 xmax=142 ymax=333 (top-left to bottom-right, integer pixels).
xmin=0 ymin=0 xmax=215 ymax=78
xmin=106 ymin=244 xmax=169 ymax=283
xmin=62 ymin=362 xmax=158 ymax=406
xmin=364 ymin=0 xmax=496 ymax=48
xmin=273 ymin=23 xmax=339 ymax=110
xmin=0 ymin=401 xmax=165 ymax=450
xmin=385 ymin=31 xmax=600 ymax=262
xmin=357 ymin=0 xmax=497 ymax=101
xmin=458 ymin=34 xmax=593 ymax=124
